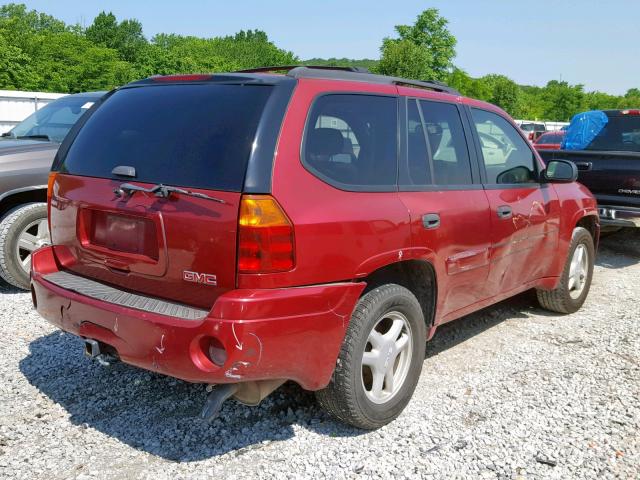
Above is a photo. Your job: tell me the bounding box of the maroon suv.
[31,66,599,429]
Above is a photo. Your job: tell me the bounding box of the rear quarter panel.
[239,79,413,289]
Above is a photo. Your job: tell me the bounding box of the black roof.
[130,66,460,95]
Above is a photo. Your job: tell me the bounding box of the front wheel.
[316,284,426,429]
[536,226,595,314]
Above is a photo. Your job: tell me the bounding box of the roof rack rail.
[237,65,370,74]
[285,66,460,95]
[234,66,460,95]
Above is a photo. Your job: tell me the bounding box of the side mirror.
[543,159,578,183]
[496,166,534,184]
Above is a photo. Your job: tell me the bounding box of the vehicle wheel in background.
[0,203,49,290]
[536,226,595,314]
[316,284,426,429]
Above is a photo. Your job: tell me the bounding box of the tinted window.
[419,100,472,185]
[586,115,640,152]
[304,94,397,189]
[406,99,431,184]
[536,133,564,145]
[471,108,537,184]
[59,84,272,191]
[9,95,98,143]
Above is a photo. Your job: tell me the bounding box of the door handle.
[422,213,440,229]
[574,161,592,171]
[496,205,513,219]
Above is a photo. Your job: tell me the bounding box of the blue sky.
[19,0,638,95]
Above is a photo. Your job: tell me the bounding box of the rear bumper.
[30,246,365,390]
[598,205,640,228]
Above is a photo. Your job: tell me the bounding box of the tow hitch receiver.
[200,384,239,422]
[83,339,118,366]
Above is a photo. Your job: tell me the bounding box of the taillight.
[47,172,57,204]
[238,195,294,273]
[621,109,640,115]
[46,172,57,232]
[528,132,534,141]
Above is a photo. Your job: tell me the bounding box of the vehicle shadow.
[425,290,537,358]
[0,277,24,294]
[596,228,640,269]
[19,331,364,461]
[20,292,545,460]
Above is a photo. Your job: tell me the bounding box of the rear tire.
[0,203,49,290]
[536,226,594,314]
[316,284,426,429]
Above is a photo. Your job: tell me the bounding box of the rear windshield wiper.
[16,134,51,141]
[114,182,226,204]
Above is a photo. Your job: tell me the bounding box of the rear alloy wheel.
[316,284,426,429]
[0,203,49,290]
[536,226,594,314]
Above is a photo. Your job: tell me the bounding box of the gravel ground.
[0,229,638,480]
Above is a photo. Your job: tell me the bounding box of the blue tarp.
[561,110,608,150]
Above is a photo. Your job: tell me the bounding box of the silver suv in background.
[0,91,105,289]
[519,122,547,141]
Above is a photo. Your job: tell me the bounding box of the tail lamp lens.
[47,172,57,204]
[238,195,294,273]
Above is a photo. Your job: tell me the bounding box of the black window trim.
[464,105,544,190]
[398,96,482,192]
[300,91,400,193]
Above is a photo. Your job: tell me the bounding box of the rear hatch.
[49,81,278,309]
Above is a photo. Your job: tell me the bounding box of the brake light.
[528,132,534,140]
[238,195,294,273]
[151,74,213,82]
[621,109,640,115]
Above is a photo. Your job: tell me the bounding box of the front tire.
[316,284,426,429]
[0,203,49,290]
[536,226,595,314]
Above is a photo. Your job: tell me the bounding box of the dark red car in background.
[534,130,566,151]
[31,66,599,429]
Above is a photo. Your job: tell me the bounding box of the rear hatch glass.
[50,83,274,309]
[58,84,273,190]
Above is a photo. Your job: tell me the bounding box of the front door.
[467,107,560,297]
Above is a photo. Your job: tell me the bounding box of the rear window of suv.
[58,84,273,191]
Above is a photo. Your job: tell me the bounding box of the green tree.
[85,11,147,63]
[0,34,40,89]
[377,39,433,80]
[541,80,585,121]
[377,8,456,81]
[482,74,520,115]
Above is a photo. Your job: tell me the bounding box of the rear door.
[50,82,279,309]
[398,98,492,319]
[467,107,560,296]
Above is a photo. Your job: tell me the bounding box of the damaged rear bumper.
[30,246,365,390]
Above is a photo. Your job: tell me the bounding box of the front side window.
[303,94,398,189]
[471,108,537,185]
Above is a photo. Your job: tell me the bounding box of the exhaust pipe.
[83,339,118,366]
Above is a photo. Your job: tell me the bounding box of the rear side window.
[586,115,640,151]
[419,100,473,185]
[303,94,398,190]
[59,84,273,191]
